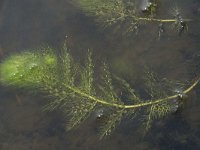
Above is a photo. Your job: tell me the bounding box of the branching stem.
[125,13,192,23]
[114,12,192,23]
[64,77,200,109]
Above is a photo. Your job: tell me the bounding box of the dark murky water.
[0,0,200,149]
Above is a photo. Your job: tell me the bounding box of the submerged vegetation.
[0,0,199,140]
[0,44,199,139]
[72,0,191,36]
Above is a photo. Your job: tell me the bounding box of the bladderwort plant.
[0,43,199,139]
[72,0,191,37]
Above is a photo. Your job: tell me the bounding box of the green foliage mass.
[0,47,56,87]
[0,44,199,139]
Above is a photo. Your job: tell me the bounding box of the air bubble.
[140,0,152,13]
[173,87,187,100]
[170,99,179,112]
[28,63,38,70]
[12,73,16,76]
[174,87,183,95]
[95,108,104,119]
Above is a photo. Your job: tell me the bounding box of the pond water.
[0,0,200,150]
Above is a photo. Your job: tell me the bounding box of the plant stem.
[116,13,192,23]
[137,17,192,23]
[63,77,200,109]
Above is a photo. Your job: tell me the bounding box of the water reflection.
[0,0,200,150]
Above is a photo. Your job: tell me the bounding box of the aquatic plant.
[72,0,191,36]
[0,44,199,139]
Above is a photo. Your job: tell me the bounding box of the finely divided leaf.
[80,50,94,94]
[66,97,96,130]
[114,75,141,104]
[98,108,125,139]
[99,63,121,103]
